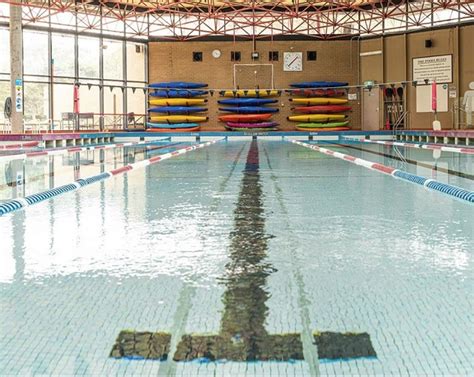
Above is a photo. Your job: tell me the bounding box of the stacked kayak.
[147,82,208,132]
[288,81,351,131]
[218,94,280,131]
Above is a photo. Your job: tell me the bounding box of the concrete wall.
[360,24,474,130]
[149,40,360,131]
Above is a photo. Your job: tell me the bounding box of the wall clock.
[283,52,303,72]
[212,49,221,58]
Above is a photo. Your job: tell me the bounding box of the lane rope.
[0,139,222,217]
[291,140,474,204]
[0,138,170,162]
[342,137,474,155]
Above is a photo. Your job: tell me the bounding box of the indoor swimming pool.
[0,139,472,376]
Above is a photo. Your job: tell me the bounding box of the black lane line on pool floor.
[337,143,474,181]
[173,139,304,362]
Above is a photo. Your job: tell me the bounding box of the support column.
[9,1,23,133]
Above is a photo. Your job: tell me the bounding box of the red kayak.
[219,113,273,122]
[293,105,352,114]
[226,121,278,128]
[289,89,346,97]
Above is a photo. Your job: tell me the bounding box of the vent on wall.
[269,51,279,61]
[307,51,317,61]
[425,39,433,48]
[193,52,203,62]
[231,51,241,62]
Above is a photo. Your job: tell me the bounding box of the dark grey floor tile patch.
[313,331,377,360]
[173,333,304,362]
[110,330,171,360]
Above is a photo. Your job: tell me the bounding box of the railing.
[0,113,146,133]
[453,97,474,130]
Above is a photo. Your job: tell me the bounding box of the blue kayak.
[290,81,348,88]
[219,106,279,114]
[149,90,208,98]
[149,82,208,89]
[147,122,199,129]
[218,98,278,106]
[148,106,207,114]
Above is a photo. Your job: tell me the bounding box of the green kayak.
[296,121,349,128]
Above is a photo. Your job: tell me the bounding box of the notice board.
[413,55,453,84]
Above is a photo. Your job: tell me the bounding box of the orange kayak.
[296,126,350,132]
[147,126,200,132]
[219,113,273,122]
[293,105,352,114]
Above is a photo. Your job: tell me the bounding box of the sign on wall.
[412,55,452,84]
[15,78,23,112]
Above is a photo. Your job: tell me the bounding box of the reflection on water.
[174,140,304,362]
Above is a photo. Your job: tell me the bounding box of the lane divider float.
[0,138,170,162]
[291,140,474,204]
[0,141,39,150]
[342,137,474,155]
[0,139,222,217]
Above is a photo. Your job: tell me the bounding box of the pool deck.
[0,129,473,146]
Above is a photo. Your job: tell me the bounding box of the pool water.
[0,139,472,376]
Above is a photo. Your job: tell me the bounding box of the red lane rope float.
[291,140,474,203]
[0,139,170,162]
[346,138,474,155]
[0,139,222,217]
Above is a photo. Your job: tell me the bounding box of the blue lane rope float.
[0,139,222,217]
[291,140,474,204]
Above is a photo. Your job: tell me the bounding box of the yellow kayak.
[149,115,208,123]
[287,114,346,122]
[149,98,207,106]
[290,98,348,105]
[220,90,281,98]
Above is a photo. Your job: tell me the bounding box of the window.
[0,28,9,74]
[52,84,74,126]
[307,51,317,61]
[231,51,241,62]
[52,33,75,77]
[127,43,146,82]
[269,51,279,62]
[193,52,203,62]
[24,83,49,124]
[24,31,48,76]
[103,39,123,80]
[79,36,100,78]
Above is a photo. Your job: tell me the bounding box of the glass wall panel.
[0,81,9,130]
[78,36,100,78]
[103,39,123,80]
[52,84,74,128]
[23,30,48,76]
[0,28,9,74]
[104,86,123,128]
[126,43,146,82]
[52,33,75,77]
[127,88,145,115]
[79,85,100,113]
[24,83,49,130]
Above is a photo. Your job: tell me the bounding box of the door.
[362,88,380,130]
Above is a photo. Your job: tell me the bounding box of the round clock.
[212,49,221,59]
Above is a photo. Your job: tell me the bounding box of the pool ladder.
[392,111,408,167]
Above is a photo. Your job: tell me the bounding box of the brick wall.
[149,40,360,131]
